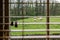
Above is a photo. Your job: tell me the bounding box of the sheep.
[38,16,43,20]
[34,16,43,22]
[34,17,37,21]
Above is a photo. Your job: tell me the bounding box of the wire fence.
[1,0,60,40]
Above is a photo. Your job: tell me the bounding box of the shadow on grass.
[52,33,60,35]
[11,17,28,21]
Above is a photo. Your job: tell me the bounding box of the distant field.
[10,17,60,36]
[17,17,60,22]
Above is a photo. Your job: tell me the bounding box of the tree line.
[10,0,60,16]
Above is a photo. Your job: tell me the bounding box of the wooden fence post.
[4,0,9,40]
[47,0,50,40]
[0,0,3,40]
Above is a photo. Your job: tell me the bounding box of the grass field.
[10,17,60,36]
[12,17,60,22]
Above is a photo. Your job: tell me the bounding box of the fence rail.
[10,35,60,39]
[0,29,60,32]
[1,16,60,18]
[1,22,60,24]
[10,29,60,32]
[1,35,60,39]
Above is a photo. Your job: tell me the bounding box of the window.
[0,0,60,40]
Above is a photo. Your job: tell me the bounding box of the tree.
[10,0,60,17]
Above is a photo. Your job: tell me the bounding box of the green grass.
[17,17,60,22]
[11,24,46,29]
[11,24,60,29]
[10,17,60,36]
[50,17,60,22]
[11,31,60,36]
[11,32,47,36]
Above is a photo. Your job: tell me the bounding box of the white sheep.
[38,16,43,20]
[34,17,37,21]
